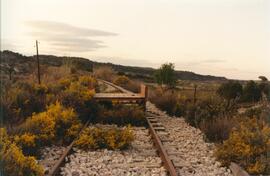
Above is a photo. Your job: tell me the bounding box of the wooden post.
[140,84,148,110]
[36,40,41,84]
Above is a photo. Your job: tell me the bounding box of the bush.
[18,102,82,149]
[1,82,48,124]
[149,88,189,116]
[58,76,97,121]
[244,107,263,118]
[97,105,146,126]
[241,81,261,102]
[1,74,97,124]
[215,118,270,175]
[74,126,134,150]
[0,128,44,176]
[154,63,177,89]
[21,110,56,145]
[113,75,130,85]
[184,97,238,142]
[185,98,226,127]
[14,133,37,156]
[199,117,236,142]
[78,75,97,89]
[217,81,242,102]
[46,102,82,142]
[94,66,116,82]
[113,75,140,93]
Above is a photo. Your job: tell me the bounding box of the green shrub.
[241,81,261,102]
[74,126,134,150]
[215,118,270,175]
[97,105,146,126]
[186,97,229,126]
[184,97,238,142]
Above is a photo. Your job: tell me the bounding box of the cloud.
[26,21,117,52]
[185,59,226,66]
[201,59,226,63]
[92,56,156,68]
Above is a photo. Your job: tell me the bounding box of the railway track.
[41,80,232,176]
[146,102,232,176]
[40,80,167,176]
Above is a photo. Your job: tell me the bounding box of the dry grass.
[199,116,236,142]
[93,66,116,82]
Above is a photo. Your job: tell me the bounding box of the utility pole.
[36,40,41,84]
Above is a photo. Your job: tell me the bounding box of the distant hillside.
[0,50,227,81]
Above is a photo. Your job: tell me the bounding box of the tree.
[258,76,270,101]
[217,81,242,108]
[242,81,261,102]
[258,76,268,82]
[154,63,177,90]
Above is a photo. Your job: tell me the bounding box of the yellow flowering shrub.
[66,123,83,142]
[74,126,134,150]
[78,75,97,89]
[20,102,82,146]
[45,102,81,142]
[22,111,56,144]
[66,82,95,101]
[14,133,37,155]
[59,77,72,89]
[104,125,134,150]
[74,130,98,150]
[113,75,130,86]
[0,128,44,176]
[116,125,134,149]
[215,118,270,175]
[60,78,96,121]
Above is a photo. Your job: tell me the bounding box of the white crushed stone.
[60,125,167,176]
[147,101,232,176]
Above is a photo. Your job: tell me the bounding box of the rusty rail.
[47,121,90,176]
[146,118,178,176]
[97,79,132,94]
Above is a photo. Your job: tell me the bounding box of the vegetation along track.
[42,80,232,176]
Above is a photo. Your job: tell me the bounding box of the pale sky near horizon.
[1,0,270,80]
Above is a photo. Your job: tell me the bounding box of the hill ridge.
[1,50,227,81]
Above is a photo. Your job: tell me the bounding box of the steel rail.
[146,118,178,176]
[47,121,90,176]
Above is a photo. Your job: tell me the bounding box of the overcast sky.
[1,0,270,80]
